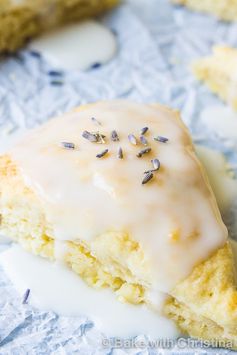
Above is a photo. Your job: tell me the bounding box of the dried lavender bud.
[96,149,109,158]
[144,158,161,173]
[154,136,169,143]
[23,289,30,304]
[137,147,151,158]
[151,158,160,171]
[140,135,148,146]
[48,70,63,76]
[91,117,101,126]
[96,133,106,144]
[140,127,149,135]
[142,171,154,185]
[50,80,64,86]
[82,131,105,143]
[117,147,123,159]
[91,62,101,69]
[29,50,41,58]
[111,130,119,142]
[128,134,137,145]
[60,142,75,150]
[82,130,98,142]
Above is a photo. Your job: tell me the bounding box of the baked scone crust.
[0,0,119,52]
[171,0,237,21]
[0,153,236,347]
[165,242,237,347]
[192,46,237,111]
[0,154,148,304]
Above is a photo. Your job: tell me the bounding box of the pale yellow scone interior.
[192,46,237,111]
[171,0,237,21]
[0,100,236,347]
[0,0,119,52]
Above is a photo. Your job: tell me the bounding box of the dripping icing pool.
[0,245,180,339]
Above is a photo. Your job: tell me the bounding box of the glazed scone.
[0,0,119,52]
[171,0,237,21]
[165,242,237,347]
[0,100,235,347]
[192,46,237,111]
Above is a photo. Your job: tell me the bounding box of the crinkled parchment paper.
[0,1,237,353]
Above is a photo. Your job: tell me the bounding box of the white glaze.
[29,21,117,70]
[1,129,235,215]
[0,128,28,154]
[9,101,227,293]
[200,105,237,141]
[196,145,237,212]
[54,240,68,262]
[0,244,180,339]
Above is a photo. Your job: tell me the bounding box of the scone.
[171,0,237,21]
[0,100,236,347]
[192,46,237,111]
[0,0,119,52]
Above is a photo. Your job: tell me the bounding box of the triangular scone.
[171,0,237,21]
[165,242,237,348]
[0,101,234,348]
[192,46,237,110]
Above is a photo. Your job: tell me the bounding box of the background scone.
[1,100,236,347]
[0,0,119,52]
[192,46,237,111]
[171,0,237,21]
